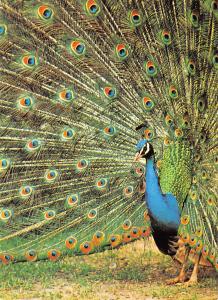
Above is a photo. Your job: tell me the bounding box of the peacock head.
[134,139,154,163]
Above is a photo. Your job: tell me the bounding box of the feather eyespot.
[80,241,93,254]
[143,96,155,111]
[163,137,171,146]
[192,175,197,184]
[130,227,141,238]
[209,248,216,262]
[18,96,33,110]
[110,234,121,247]
[189,189,198,201]
[103,86,117,99]
[59,89,75,104]
[92,231,105,246]
[22,55,38,67]
[156,160,162,169]
[189,235,197,247]
[25,139,41,152]
[85,0,100,17]
[25,250,37,262]
[115,44,129,60]
[174,128,183,138]
[96,178,108,190]
[145,60,158,77]
[201,170,208,180]
[169,85,178,99]
[123,233,132,243]
[44,210,56,220]
[122,219,132,230]
[135,165,145,176]
[196,240,203,252]
[190,11,199,27]
[212,53,218,68]
[123,186,133,197]
[0,24,7,37]
[211,0,218,11]
[141,227,151,238]
[0,158,10,173]
[103,126,116,137]
[195,227,203,237]
[165,114,173,126]
[144,128,154,141]
[62,128,75,141]
[19,185,33,198]
[48,249,61,261]
[45,169,59,182]
[76,159,89,173]
[186,59,196,75]
[129,9,142,27]
[38,5,53,20]
[66,193,79,207]
[161,30,171,45]
[65,237,77,249]
[0,208,12,222]
[88,209,97,219]
[181,232,190,244]
[202,245,209,257]
[0,254,14,265]
[196,96,207,113]
[207,195,215,206]
[71,40,86,57]
[181,215,190,225]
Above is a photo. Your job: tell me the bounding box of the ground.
[0,240,217,300]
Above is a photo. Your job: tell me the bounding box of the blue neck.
[145,157,180,229]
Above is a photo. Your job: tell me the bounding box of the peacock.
[0,0,217,285]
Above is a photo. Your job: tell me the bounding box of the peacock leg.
[184,252,201,286]
[166,247,190,284]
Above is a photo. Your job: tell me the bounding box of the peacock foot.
[166,273,186,285]
[183,277,198,286]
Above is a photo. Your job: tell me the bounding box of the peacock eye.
[115,44,129,60]
[145,61,158,77]
[103,86,117,99]
[186,59,196,75]
[190,11,199,27]
[124,186,133,197]
[48,249,61,261]
[169,85,178,99]
[22,55,38,68]
[88,209,97,219]
[122,219,132,230]
[71,40,86,57]
[38,5,54,20]
[212,1,218,11]
[0,208,12,221]
[45,169,59,182]
[66,193,79,207]
[62,128,75,141]
[143,96,155,111]
[65,236,77,249]
[129,9,142,27]
[80,241,92,254]
[0,158,10,172]
[85,0,100,17]
[0,25,6,36]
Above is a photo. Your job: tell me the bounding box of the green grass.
[0,240,217,300]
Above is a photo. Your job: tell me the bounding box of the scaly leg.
[166,247,190,285]
[184,252,201,286]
